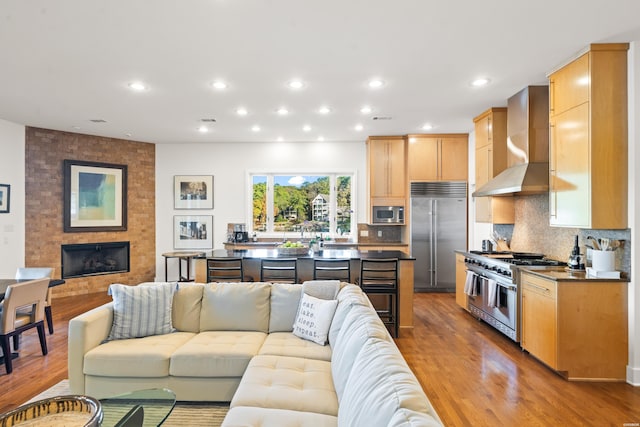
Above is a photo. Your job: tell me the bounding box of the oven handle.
[466,265,516,292]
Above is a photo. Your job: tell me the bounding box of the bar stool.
[206,258,244,282]
[260,258,298,283]
[313,259,351,282]
[359,258,399,337]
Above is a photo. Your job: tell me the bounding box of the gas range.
[463,251,565,342]
[465,251,565,283]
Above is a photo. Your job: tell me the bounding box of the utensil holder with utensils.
[591,250,615,272]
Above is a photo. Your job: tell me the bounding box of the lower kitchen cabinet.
[520,271,628,381]
[455,253,468,309]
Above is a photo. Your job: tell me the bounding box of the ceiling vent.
[201,118,217,122]
[89,119,107,123]
[372,116,392,121]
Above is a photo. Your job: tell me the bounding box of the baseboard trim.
[627,365,640,386]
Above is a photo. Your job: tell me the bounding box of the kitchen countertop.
[520,267,629,282]
[224,241,407,247]
[197,248,415,260]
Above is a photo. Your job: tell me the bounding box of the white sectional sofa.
[68,281,442,426]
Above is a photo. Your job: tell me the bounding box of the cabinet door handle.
[525,282,551,293]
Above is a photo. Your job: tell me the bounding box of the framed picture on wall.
[174,175,214,209]
[0,184,10,213]
[174,215,213,249]
[63,160,128,232]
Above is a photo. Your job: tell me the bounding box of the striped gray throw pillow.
[107,282,176,340]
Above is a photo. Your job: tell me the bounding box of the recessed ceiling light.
[422,123,433,131]
[212,80,228,90]
[368,79,385,89]
[128,81,147,91]
[251,125,261,132]
[471,77,491,87]
[277,136,284,142]
[318,136,325,141]
[236,107,248,116]
[360,106,372,114]
[354,124,364,131]
[303,125,312,132]
[72,126,81,130]
[198,126,209,133]
[318,106,331,115]
[277,107,289,115]
[124,132,132,137]
[287,79,305,90]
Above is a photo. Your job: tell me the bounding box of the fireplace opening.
[61,241,130,279]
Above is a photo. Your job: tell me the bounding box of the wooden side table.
[162,251,204,282]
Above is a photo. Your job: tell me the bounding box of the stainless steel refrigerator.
[411,181,467,292]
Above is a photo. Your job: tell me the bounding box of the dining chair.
[0,278,50,374]
[359,258,399,338]
[15,267,54,334]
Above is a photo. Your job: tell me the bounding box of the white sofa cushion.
[172,283,204,332]
[222,406,337,427]
[328,284,370,347]
[293,293,338,345]
[268,283,302,332]
[231,355,338,416]
[84,332,195,377]
[388,408,443,427]
[338,338,442,427]
[258,332,332,361]
[200,282,271,332]
[107,282,175,340]
[331,304,390,400]
[169,331,266,377]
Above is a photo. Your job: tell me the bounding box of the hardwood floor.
[1,292,639,426]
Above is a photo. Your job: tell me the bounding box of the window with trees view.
[251,173,354,238]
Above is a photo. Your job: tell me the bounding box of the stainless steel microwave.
[372,206,404,224]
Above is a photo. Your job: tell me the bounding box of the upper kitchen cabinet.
[367,136,407,207]
[548,43,628,229]
[407,134,468,181]
[473,108,514,224]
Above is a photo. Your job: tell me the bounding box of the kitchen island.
[194,249,415,330]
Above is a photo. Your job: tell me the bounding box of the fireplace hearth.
[61,241,130,279]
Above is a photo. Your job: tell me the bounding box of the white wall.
[627,40,640,385]
[0,119,25,277]
[155,140,367,280]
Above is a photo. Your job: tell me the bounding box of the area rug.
[26,380,229,427]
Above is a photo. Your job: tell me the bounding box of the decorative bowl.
[276,246,309,256]
[0,395,103,427]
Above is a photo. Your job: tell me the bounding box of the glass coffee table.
[99,388,176,427]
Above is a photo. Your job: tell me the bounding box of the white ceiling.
[2,1,640,144]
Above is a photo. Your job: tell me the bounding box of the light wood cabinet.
[548,43,628,229]
[520,271,628,381]
[367,137,407,212]
[408,134,468,182]
[473,108,514,224]
[455,253,468,309]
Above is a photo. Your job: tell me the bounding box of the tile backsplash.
[493,194,631,277]
[357,223,402,244]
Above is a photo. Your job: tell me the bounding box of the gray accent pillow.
[107,282,175,340]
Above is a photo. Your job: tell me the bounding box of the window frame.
[246,170,356,239]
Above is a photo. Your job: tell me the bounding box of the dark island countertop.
[196,248,414,261]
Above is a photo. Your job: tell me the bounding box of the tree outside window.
[251,174,353,238]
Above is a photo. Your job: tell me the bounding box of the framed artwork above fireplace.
[63,160,128,232]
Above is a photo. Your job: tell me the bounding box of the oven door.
[490,282,517,331]
[464,269,483,310]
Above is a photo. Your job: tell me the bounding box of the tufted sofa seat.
[68,282,442,426]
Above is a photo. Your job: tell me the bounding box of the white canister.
[591,250,615,272]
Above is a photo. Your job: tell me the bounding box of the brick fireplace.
[61,241,130,279]
[25,127,156,297]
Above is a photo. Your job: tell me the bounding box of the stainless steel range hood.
[473,86,549,198]
[473,162,548,196]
